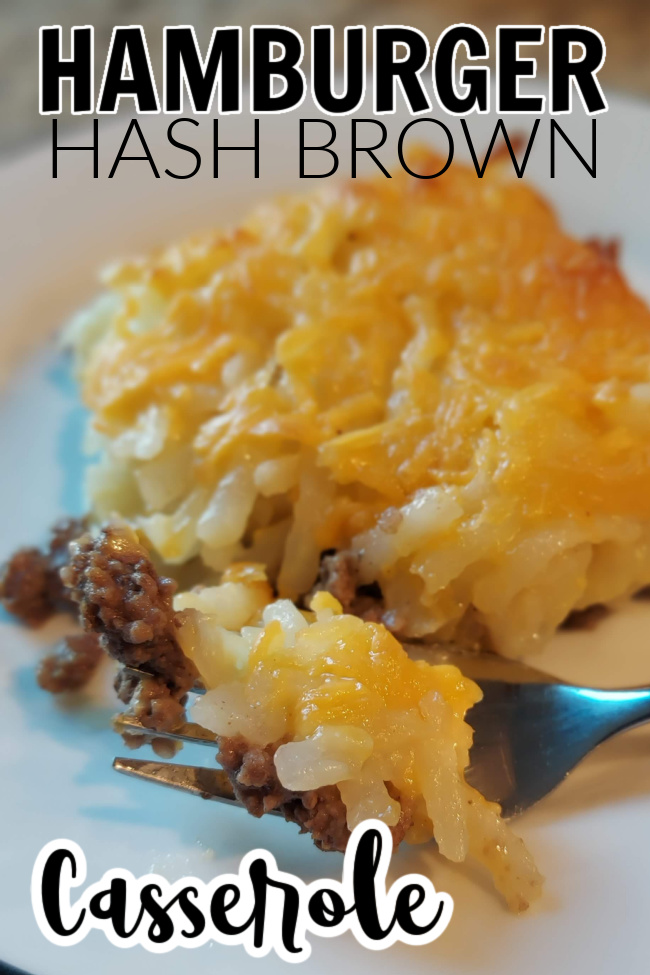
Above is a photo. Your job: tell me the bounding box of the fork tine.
[113,757,234,802]
[114,713,218,746]
[112,757,284,816]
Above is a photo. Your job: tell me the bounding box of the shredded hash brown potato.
[175,577,542,912]
[66,150,650,656]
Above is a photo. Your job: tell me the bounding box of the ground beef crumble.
[217,735,413,853]
[311,549,385,622]
[60,525,200,731]
[0,517,87,625]
[37,633,103,693]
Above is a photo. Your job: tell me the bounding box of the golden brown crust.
[585,236,620,264]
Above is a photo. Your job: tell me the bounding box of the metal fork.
[113,647,650,819]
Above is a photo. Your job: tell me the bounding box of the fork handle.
[572,686,650,740]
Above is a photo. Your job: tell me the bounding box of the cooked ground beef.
[58,527,413,852]
[217,735,413,853]
[0,517,88,625]
[113,669,188,732]
[37,633,103,693]
[39,524,413,851]
[311,549,385,622]
[60,525,199,731]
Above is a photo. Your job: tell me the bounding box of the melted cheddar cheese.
[81,155,650,524]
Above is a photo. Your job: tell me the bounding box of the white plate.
[2,95,650,975]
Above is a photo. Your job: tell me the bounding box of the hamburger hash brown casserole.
[4,148,650,912]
